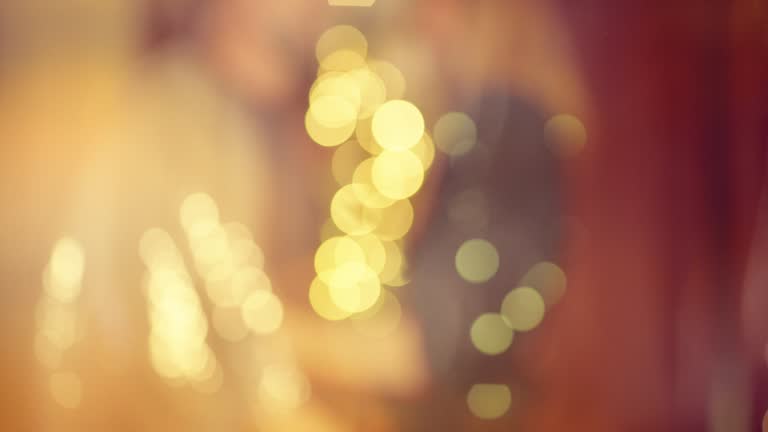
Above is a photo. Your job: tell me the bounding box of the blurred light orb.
[545,114,587,157]
[434,112,477,156]
[331,185,383,235]
[356,117,383,155]
[500,287,546,331]
[352,158,397,208]
[368,59,406,100]
[374,199,415,241]
[327,261,381,313]
[305,108,357,147]
[180,193,220,236]
[46,237,85,301]
[351,234,387,275]
[378,240,405,285]
[49,372,82,409]
[315,236,366,278]
[455,239,500,283]
[519,261,567,306]
[309,275,352,321]
[316,25,368,69]
[241,290,284,334]
[371,150,424,200]
[328,0,376,6]
[371,100,425,151]
[466,384,512,419]
[410,132,436,170]
[349,68,387,119]
[258,364,311,411]
[470,313,514,355]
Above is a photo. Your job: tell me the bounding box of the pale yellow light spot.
[310,95,359,129]
[349,67,387,119]
[139,228,185,272]
[46,237,85,302]
[470,313,514,355]
[330,185,382,235]
[258,364,311,411]
[356,116,383,155]
[500,287,545,332]
[180,193,220,238]
[36,299,79,349]
[372,100,425,151]
[328,0,376,6]
[374,199,415,241]
[212,306,249,342]
[50,372,82,409]
[434,112,477,156]
[316,26,367,69]
[371,150,424,200]
[378,241,405,285]
[352,158,396,208]
[467,384,512,419]
[350,234,386,275]
[319,50,367,73]
[314,236,366,278]
[332,140,368,186]
[327,261,381,313]
[351,289,402,338]
[206,265,269,307]
[519,262,567,306]
[410,132,436,171]
[309,275,352,321]
[455,239,499,283]
[305,108,356,147]
[368,59,406,100]
[242,290,283,334]
[545,114,587,157]
[309,72,361,128]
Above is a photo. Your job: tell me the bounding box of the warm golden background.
[0,0,767,431]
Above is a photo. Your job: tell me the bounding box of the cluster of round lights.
[306,25,431,327]
[139,192,288,395]
[35,237,86,409]
[465,258,567,419]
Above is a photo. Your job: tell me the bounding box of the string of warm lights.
[306,25,432,327]
[35,237,86,409]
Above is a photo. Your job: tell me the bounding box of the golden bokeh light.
[241,290,284,335]
[330,185,383,235]
[466,384,512,419]
[314,236,366,278]
[49,372,82,409]
[315,25,368,70]
[455,239,500,283]
[179,192,220,239]
[378,240,405,286]
[368,59,406,101]
[257,364,311,412]
[373,199,415,241]
[470,313,514,355]
[372,100,425,151]
[305,107,357,147]
[45,237,85,302]
[351,158,397,208]
[500,287,545,332]
[350,234,387,275]
[371,150,425,200]
[327,261,382,313]
[545,113,587,157]
[349,67,387,119]
[410,132,436,171]
[433,112,477,156]
[355,116,382,155]
[309,275,352,321]
[519,261,567,306]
